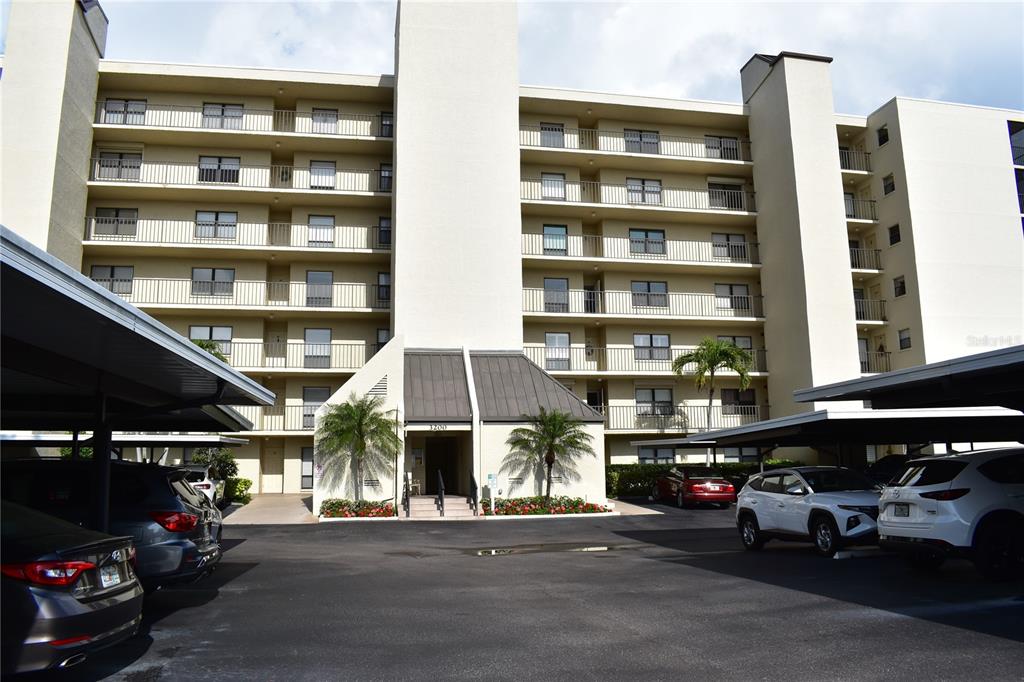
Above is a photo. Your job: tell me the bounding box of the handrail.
[469,474,479,516]
[521,177,756,213]
[838,149,872,172]
[599,404,764,431]
[522,288,764,318]
[844,198,878,221]
[92,278,390,310]
[519,124,752,161]
[524,346,768,374]
[522,233,760,264]
[436,470,445,517]
[401,480,410,518]
[849,247,882,270]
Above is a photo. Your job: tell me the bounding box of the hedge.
[607,460,803,498]
[320,499,395,518]
[480,496,609,515]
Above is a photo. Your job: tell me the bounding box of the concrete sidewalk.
[222,493,317,525]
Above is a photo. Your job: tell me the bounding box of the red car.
[652,467,736,508]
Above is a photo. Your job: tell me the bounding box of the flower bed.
[480,496,609,516]
[319,499,395,518]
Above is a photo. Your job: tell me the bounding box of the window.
[638,446,674,464]
[93,208,138,237]
[543,225,568,255]
[541,173,566,201]
[624,129,660,154]
[377,272,391,302]
[303,387,331,429]
[636,388,673,416]
[202,103,243,130]
[721,388,756,415]
[876,125,890,146]
[721,447,759,463]
[893,275,907,298]
[759,475,784,494]
[631,281,668,307]
[377,216,392,247]
[304,328,331,368]
[543,277,569,313]
[198,156,240,184]
[712,233,748,260]
[308,215,335,248]
[977,453,1024,484]
[311,108,338,134]
[715,283,750,311]
[190,325,232,355]
[540,122,565,148]
[626,177,662,204]
[898,328,912,350]
[888,224,901,245]
[633,333,670,361]
[96,152,141,181]
[103,99,146,125]
[378,163,393,192]
[705,135,739,160]
[191,267,235,296]
[306,271,332,306]
[844,192,857,219]
[376,328,391,353]
[628,228,665,255]
[717,335,753,350]
[195,211,237,240]
[309,161,336,190]
[883,174,896,195]
[90,265,134,294]
[301,447,315,489]
[379,111,394,138]
[544,332,570,371]
[708,182,744,210]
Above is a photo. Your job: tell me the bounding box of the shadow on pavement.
[302,495,313,514]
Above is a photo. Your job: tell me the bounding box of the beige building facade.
[2,1,1022,498]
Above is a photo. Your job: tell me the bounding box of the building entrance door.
[424,437,459,495]
[261,447,284,493]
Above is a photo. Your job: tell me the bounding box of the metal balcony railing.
[230,405,323,431]
[839,149,872,172]
[599,404,764,431]
[92,278,390,310]
[84,218,392,250]
[524,346,768,374]
[845,198,878,221]
[519,125,752,162]
[95,101,393,137]
[854,298,887,322]
[227,342,379,371]
[522,233,759,265]
[860,351,891,374]
[88,158,393,193]
[521,178,756,213]
[523,288,764,318]
[849,248,882,270]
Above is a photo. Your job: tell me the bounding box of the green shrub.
[190,447,238,480]
[59,446,93,460]
[320,499,395,518]
[480,496,609,515]
[606,460,803,498]
[225,477,253,504]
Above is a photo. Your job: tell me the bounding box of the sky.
[1,0,1021,115]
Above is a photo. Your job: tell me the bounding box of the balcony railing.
[523,289,764,318]
[845,198,877,221]
[854,298,887,322]
[95,102,393,137]
[521,178,756,213]
[93,278,390,310]
[231,405,321,431]
[860,351,891,374]
[227,342,378,371]
[85,218,392,251]
[525,346,768,374]
[88,158,393,193]
[839,149,872,172]
[849,248,882,270]
[519,125,752,162]
[522,234,759,265]
[600,404,764,432]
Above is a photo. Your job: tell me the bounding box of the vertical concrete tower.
[1,0,108,268]
[741,53,862,417]
[391,0,524,349]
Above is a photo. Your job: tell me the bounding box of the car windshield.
[801,469,877,492]
[687,468,723,479]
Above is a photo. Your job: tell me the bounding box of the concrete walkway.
[222,493,318,525]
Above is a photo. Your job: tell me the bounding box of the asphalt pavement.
[29,502,1024,681]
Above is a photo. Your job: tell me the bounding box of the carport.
[0,226,274,530]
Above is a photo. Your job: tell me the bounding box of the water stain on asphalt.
[467,543,642,557]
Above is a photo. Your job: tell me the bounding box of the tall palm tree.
[316,394,400,500]
[672,337,752,463]
[503,408,597,503]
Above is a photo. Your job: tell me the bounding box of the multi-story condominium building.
[2,0,1021,502]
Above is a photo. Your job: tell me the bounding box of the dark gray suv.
[2,460,221,589]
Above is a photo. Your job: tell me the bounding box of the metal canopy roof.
[404,351,472,423]
[1,226,274,432]
[793,345,1024,411]
[471,352,605,423]
[0,432,248,447]
[631,408,1024,449]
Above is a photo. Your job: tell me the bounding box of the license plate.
[100,564,121,588]
[893,503,910,517]
[709,485,720,491]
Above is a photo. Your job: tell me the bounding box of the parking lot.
[40,503,1024,681]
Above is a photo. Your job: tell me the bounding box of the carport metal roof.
[0,432,249,447]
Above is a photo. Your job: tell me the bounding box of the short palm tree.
[191,338,227,362]
[316,394,400,500]
[503,408,597,503]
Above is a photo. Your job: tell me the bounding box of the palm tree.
[191,338,227,362]
[503,408,597,503]
[672,337,752,463]
[316,394,400,500]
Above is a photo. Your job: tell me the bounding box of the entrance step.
[406,495,478,519]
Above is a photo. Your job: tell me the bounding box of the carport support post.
[91,394,112,532]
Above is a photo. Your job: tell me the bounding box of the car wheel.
[650,485,659,502]
[904,552,944,572]
[739,514,765,551]
[811,515,840,558]
[973,516,1024,581]
[676,491,685,508]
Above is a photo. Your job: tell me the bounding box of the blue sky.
[2,1,1021,115]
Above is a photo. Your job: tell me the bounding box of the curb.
[319,516,399,523]
[482,511,620,520]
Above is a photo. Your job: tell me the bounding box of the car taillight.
[920,488,970,501]
[0,560,96,586]
[689,483,704,491]
[149,511,199,532]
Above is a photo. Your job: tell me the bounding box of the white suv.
[736,467,881,557]
[878,447,1024,579]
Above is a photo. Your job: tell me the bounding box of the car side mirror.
[785,484,807,496]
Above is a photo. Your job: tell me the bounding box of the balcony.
[600,404,764,432]
[845,198,878,222]
[524,346,768,375]
[231,405,318,432]
[522,234,759,267]
[839,149,872,172]
[94,278,390,312]
[849,247,882,270]
[523,289,764,320]
[85,218,391,252]
[226,342,378,372]
[854,298,887,322]
[860,351,891,374]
